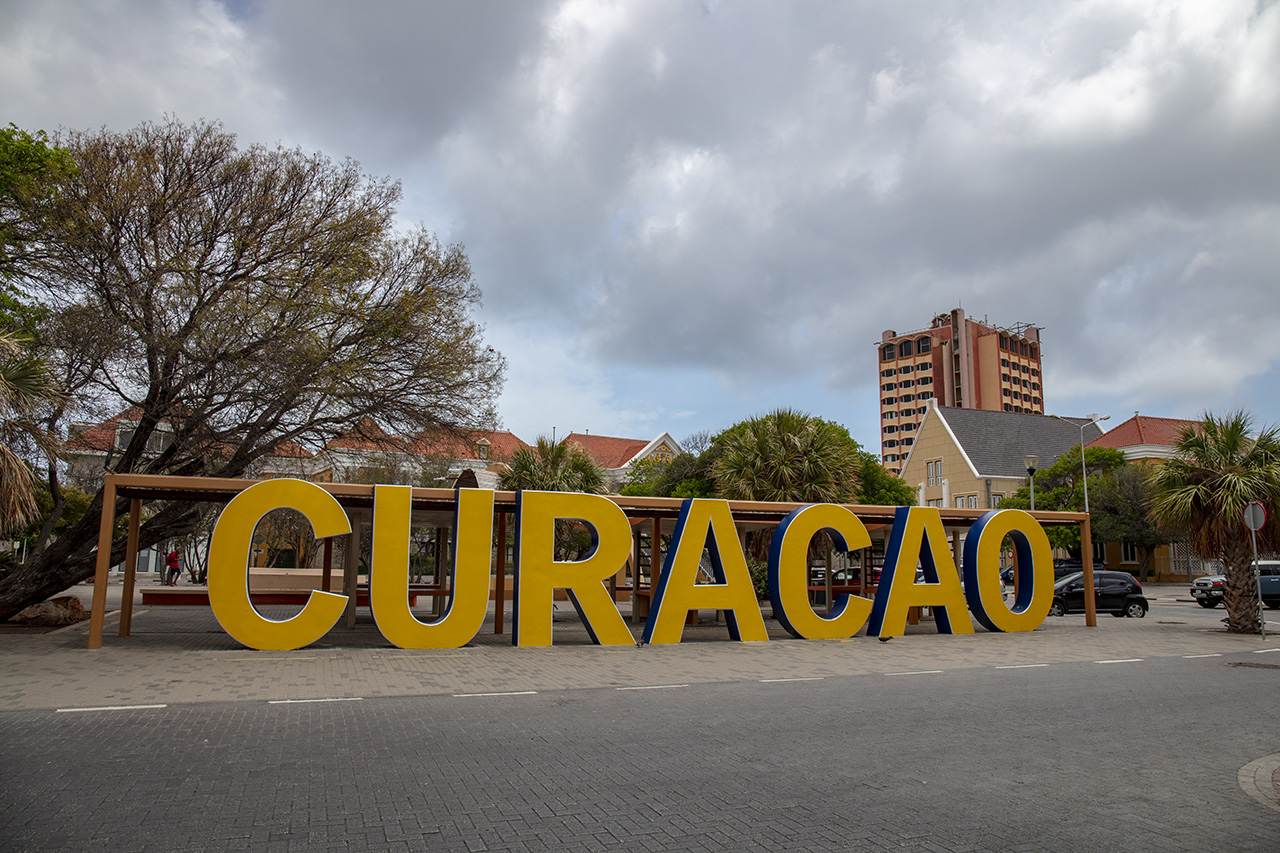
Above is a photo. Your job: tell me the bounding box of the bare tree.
[0,118,505,619]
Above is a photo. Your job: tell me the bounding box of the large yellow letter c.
[208,478,351,650]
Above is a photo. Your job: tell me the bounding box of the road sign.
[1244,501,1267,532]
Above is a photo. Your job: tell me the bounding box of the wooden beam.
[87,474,118,650]
[118,498,142,636]
[343,515,360,629]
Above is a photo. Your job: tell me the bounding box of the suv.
[1049,570,1148,618]
[1189,574,1225,608]
[1194,561,1280,609]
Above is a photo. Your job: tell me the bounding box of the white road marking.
[56,704,168,713]
[267,697,363,704]
[1095,658,1143,664]
[616,684,688,691]
[996,664,1050,669]
[453,691,537,697]
[1183,654,1222,658]
[1252,648,1280,654]
[886,670,944,676]
[760,677,824,683]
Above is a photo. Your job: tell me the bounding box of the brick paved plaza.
[2,584,1278,851]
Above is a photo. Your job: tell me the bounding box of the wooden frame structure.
[86,473,1099,649]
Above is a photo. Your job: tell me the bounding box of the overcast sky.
[3,0,1278,455]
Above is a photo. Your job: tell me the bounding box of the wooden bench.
[140,584,449,607]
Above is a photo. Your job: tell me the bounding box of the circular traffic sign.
[1243,501,1267,532]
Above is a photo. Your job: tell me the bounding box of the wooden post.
[495,511,507,634]
[631,524,642,624]
[650,517,661,590]
[87,474,118,650]
[1082,514,1098,628]
[118,498,142,636]
[343,514,359,628]
[824,541,833,615]
[321,537,333,592]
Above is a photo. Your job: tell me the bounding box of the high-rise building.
[876,308,1043,475]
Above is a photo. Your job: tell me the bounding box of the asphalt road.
[2,594,1278,852]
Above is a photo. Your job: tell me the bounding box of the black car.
[1049,570,1148,618]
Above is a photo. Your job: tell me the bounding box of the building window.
[916,376,932,386]
[1121,542,1139,563]
[928,498,943,507]
[1093,541,1106,563]
[476,439,490,460]
[899,379,915,388]
[1020,364,1029,373]
[116,425,136,450]
[901,421,916,431]
[881,368,895,377]
[882,411,897,420]
[918,391,933,400]
[899,340,914,357]
[926,460,940,485]
[1019,341,1028,356]
[1031,382,1039,391]
[916,362,931,372]
[883,425,897,434]
[883,397,896,405]
[898,366,913,375]
[884,439,899,448]
[1029,345,1038,359]
[968,495,978,509]
[1014,406,1023,413]
[898,394,914,403]
[999,334,1009,349]
[916,406,927,415]
[1002,389,1011,397]
[902,437,914,446]
[1000,358,1009,367]
[882,382,896,391]
[1030,368,1039,377]
[989,493,1003,508]
[1032,397,1040,406]
[1003,403,1012,412]
[915,337,931,354]
[882,344,895,361]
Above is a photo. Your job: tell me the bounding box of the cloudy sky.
[3,0,1279,455]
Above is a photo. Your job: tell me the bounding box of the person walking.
[165,549,181,586]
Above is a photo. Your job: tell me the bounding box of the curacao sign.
[207,479,1054,651]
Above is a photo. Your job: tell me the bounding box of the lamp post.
[1024,455,1039,511]
[1049,413,1110,513]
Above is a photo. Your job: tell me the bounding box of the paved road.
[2,587,1278,851]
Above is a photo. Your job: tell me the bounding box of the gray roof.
[934,407,1104,479]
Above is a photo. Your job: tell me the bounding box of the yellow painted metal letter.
[866,506,974,638]
[370,485,493,649]
[768,504,873,639]
[208,479,349,651]
[962,510,1053,632]
[642,499,768,645]
[512,491,633,647]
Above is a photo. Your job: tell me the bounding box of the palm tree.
[1149,411,1280,634]
[712,408,858,504]
[499,435,608,559]
[1,332,60,534]
[499,435,607,494]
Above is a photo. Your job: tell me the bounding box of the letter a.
[642,499,768,645]
[866,506,974,638]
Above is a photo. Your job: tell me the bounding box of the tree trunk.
[0,492,203,621]
[1220,535,1261,634]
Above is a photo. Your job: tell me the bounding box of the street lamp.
[1024,455,1039,511]
[1050,413,1110,513]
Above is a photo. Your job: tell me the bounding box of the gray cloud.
[2,0,1278,443]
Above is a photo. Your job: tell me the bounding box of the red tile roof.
[1087,414,1201,450]
[409,429,529,461]
[325,418,406,452]
[66,407,146,453]
[562,433,649,469]
[268,441,313,459]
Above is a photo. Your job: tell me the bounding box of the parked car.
[1049,570,1148,618]
[1189,575,1225,608]
[1195,561,1280,609]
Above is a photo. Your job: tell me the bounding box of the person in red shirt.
[165,549,181,586]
